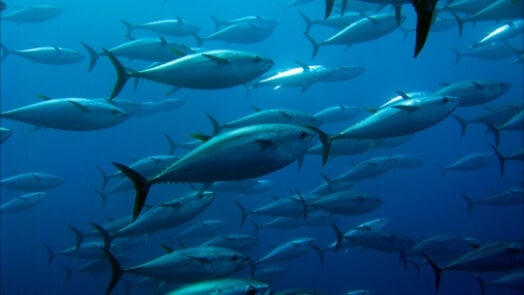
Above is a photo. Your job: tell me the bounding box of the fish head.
[495,81,512,95]
[104,104,130,122]
[239,53,274,76]
[198,191,216,202]
[242,282,273,295]
[268,125,320,161]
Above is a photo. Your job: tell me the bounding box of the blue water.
[1,0,523,294]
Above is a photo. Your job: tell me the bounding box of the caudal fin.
[120,19,135,40]
[80,41,99,73]
[161,132,176,155]
[67,224,85,251]
[424,254,444,292]
[309,244,325,266]
[44,243,55,265]
[490,144,506,176]
[103,49,130,100]
[460,193,474,217]
[331,223,344,252]
[451,115,468,138]
[96,165,111,190]
[450,48,462,66]
[304,32,321,59]
[0,43,9,62]
[297,10,312,33]
[234,200,249,227]
[60,264,73,285]
[95,189,109,208]
[112,162,151,221]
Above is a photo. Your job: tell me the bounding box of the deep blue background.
[1,0,523,294]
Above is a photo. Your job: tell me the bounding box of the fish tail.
[90,222,113,252]
[59,264,72,285]
[105,245,124,295]
[309,244,325,266]
[399,252,408,270]
[303,32,320,59]
[96,165,111,190]
[103,49,130,100]
[0,43,9,62]
[473,274,487,295]
[319,172,334,193]
[460,193,474,217]
[234,200,249,227]
[423,254,443,292]
[111,162,151,221]
[95,189,109,208]
[434,161,446,178]
[409,261,422,280]
[330,223,344,252]
[209,15,222,32]
[161,132,176,155]
[205,112,222,136]
[297,10,312,34]
[193,33,203,47]
[43,242,55,265]
[120,19,135,40]
[67,224,85,251]
[481,120,501,147]
[448,9,464,38]
[340,0,348,16]
[295,191,308,220]
[490,144,506,176]
[80,41,99,73]
[450,48,462,66]
[451,115,468,138]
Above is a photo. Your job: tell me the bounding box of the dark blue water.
[1,1,523,295]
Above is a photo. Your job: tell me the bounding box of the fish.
[0,192,47,214]
[473,19,524,48]
[256,237,324,265]
[210,15,279,31]
[0,97,129,131]
[207,108,322,134]
[166,278,272,295]
[324,0,439,57]
[0,172,63,192]
[120,18,200,40]
[113,190,216,238]
[331,156,396,183]
[306,12,406,58]
[275,289,328,295]
[261,211,339,230]
[461,189,524,216]
[432,80,511,107]
[425,240,524,292]
[333,95,460,139]
[0,5,62,23]
[113,124,330,220]
[198,22,276,45]
[451,0,524,37]
[103,243,253,295]
[209,179,275,195]
[0,127,11,143]
[406,235,480,263]
[451,42,516,65]
[81,38,193,72]
[328,218,390,251]
[308,136,411,158]
[475,270,524,295]
[137,98,185,116]
[1,44,84,65]
[104,49,273,99]
[299,10,365,33]
[451,103,523,137]
[200,233,258,252]
[313,105,363,124]
[309,190,383,215]
[176,219,225,240]
[345,291,371,295]
[436,152,497,177]
[492,145,524,176]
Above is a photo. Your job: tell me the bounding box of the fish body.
[439,152,496,176]
[166,278,272,295]
[2,45,83,64]
[313,105,362,124]
[433,80,511,107]
[310,190,383,215]
[474,19,524,47]
[115,191,215,237]
[219,108,322,130]
[176,219,225,240]
[1,172,63,192]
[1,97,129,131]
[200,234,258,251]
[106,49,273,98]
[210,179,275,194]
[121,18,200,39]
[202,22,276,44]
[0,192,46,214]
[334,95,460,139]
[1,5,62,23]
[256,237,321,264]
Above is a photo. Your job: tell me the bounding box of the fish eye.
[254,56,261,63]
[246,286,257,295]
[442,97,450,103]
[231,254,238,261]
[299,131,307,139]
